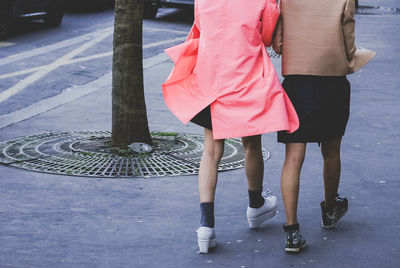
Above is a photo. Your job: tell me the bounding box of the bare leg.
[281,143,306,225]
[242,135,264,191]
[320,137,342,209]
[198,128,225,203]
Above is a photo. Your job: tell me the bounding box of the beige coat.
[273,0,376,76]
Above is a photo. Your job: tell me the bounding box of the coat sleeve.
[342,0,356,62]
[261,0,280,47]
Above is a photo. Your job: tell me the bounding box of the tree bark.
[112,0,152,147]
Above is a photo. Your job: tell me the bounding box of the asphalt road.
[0,2,399,267]
[0,6,193,116]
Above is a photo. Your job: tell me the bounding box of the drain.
[0,131,270,178]
[356,6,400,15]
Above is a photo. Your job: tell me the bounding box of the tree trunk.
[112,0,152,147]
[355,0,359,8]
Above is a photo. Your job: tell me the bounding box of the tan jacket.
[273,0,376,76]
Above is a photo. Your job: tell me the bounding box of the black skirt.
[190,105,213,130]
[278,75,351,143]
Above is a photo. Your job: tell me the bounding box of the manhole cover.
[356,6,400,15]
[0,131,270,178]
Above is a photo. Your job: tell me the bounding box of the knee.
[321,147,341,162]
[321,138,342,161]
[284,144,306,166]
[284,147,306,166]
[203,142,224,162]
[242,136,261,153]
[285,153,305,165]
[243,142,261,154]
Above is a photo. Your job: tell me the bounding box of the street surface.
[0,6,192,117]
[0,1,399,267]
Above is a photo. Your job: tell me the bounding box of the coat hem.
[212,125,294,140]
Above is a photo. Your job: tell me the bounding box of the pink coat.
[162,0,299,139]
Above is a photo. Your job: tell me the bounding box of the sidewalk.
[0,9,399,268]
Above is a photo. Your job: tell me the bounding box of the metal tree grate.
[0,131,270,178]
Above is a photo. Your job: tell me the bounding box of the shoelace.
[286,230,302,246]
[262,189,272,198]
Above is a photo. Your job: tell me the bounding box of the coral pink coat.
[162,0,299,139]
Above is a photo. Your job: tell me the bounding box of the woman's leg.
[197,128,224,253]
[198,128,225,202]
[320,137,342,209]
[281,143,306,225]
[241,135,264,191]
[243,135,277,228]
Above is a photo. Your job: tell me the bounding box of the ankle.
[323,194,340,211]
[200,202,215,228]
[283,223,300,232]
[248,189,265,208]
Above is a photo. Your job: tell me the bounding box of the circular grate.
[0,131,270,178]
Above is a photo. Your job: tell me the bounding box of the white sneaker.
[247,195,278,228]
[196,226,216,254]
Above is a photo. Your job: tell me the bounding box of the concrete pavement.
[0,5,399,268]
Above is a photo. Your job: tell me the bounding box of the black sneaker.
[283,223,307,253]
[321,195,348,229]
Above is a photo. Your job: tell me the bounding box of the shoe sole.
[321,208,348,229]
[248,204,278,229]
[198,238,216,254]
[285,242,308,253]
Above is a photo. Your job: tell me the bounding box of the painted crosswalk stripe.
[0,51,172,129]
[0,27,113,66]
[0,36,185,80]
[0,30,112,103]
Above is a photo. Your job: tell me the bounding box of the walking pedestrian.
[162,0,299,253]
[273,0,376,253]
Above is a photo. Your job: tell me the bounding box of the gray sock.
[200,202,214,228]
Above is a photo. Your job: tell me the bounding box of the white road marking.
[0,36,185,80]
[0,72,112,130]
[0,42,14,48]
[143,36,186,48]
[144,27,188,35]
[0,68,38,80]
[0,27,182,67]
[0,30,112,102]
[0,27,113,66]
[143,53,170,69]
[0,26,186,127]
[0,51,172,129]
